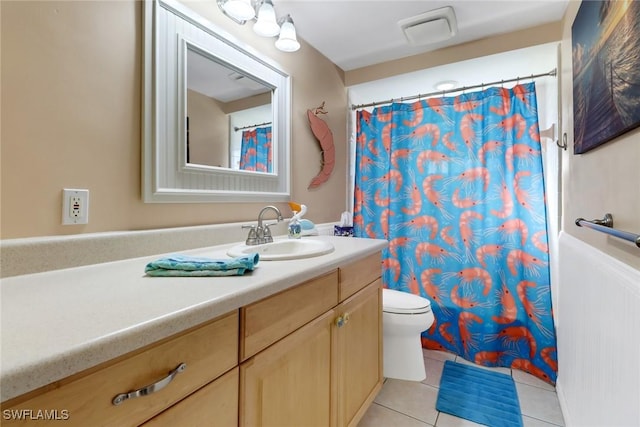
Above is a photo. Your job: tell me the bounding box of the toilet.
[382,288,435,381]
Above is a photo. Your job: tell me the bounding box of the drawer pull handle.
[112,362,187,406]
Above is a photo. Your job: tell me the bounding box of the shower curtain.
[354,82,558,384]
[239,126,272,172]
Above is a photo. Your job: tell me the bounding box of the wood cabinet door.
[240,309,337,427]
[141,367,238,427]
[335,279,383,427]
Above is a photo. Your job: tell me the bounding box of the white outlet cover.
[62,188,89,225]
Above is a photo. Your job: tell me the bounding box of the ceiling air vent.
[227,71,266,91]
[398,6,458,46]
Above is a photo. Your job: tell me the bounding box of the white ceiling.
[275,0,569,71]
[187,48,270,101]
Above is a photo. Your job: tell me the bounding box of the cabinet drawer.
[240,270,338,360]
[142,367,238,427]
[3,311,238,427]
[338,252,382,301]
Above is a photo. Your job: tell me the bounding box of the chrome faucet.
[244,205,283,245]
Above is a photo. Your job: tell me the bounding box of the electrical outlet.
[62,189,89,225]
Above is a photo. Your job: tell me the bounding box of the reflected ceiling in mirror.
[185,44,274,171]
[142,0,291,203]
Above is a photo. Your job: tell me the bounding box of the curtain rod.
[350,68,557,110]
[234,121,272,132]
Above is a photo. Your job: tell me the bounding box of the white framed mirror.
[142,0,291,202]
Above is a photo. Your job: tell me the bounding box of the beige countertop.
[0,235,386,402]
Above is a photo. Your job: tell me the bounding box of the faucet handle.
[242,225,258,245]
[263,224,274,243]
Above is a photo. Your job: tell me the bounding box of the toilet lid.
[383,288,432,314]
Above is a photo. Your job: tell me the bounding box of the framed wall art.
[572,0,640,154]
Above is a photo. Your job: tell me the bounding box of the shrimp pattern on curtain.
[354,82,558,384]
[239,126,272,172]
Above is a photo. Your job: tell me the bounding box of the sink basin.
[227,239,335,261]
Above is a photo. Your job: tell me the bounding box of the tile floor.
[358,349,565,427]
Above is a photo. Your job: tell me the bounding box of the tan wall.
[223,92,271,114]
[187,89,228,168]
[0,0,347,239]
[559,1,640,269]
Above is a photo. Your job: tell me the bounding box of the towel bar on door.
[575,213,640,248]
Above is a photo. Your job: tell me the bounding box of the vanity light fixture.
[275,15,300,52]
[253,0,280,37]
[220,0,255,22]
[217,0,300,52]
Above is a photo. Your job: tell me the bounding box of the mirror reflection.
[186,44,273,172]
[143,0,291,203]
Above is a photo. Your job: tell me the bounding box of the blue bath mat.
[436,360,523,427]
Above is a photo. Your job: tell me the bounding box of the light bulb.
[253,0,280,37]
[434,80,458,91]
[222,0,255,21]
[275,15,300,52]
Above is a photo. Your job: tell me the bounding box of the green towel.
[145,253,259,277]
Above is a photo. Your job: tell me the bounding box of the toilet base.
[383,331,427,381]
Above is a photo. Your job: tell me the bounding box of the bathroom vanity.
[0,236,386,426]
